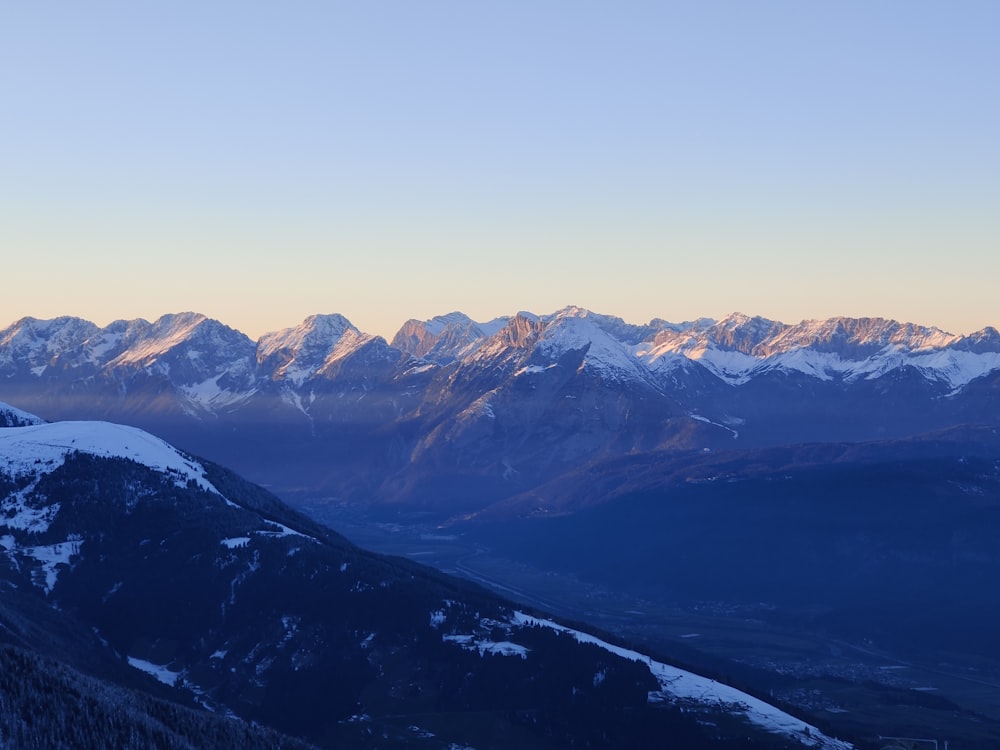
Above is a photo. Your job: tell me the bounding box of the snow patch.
[127,656,182,687]
[689,414,739,439]
[405,363,436,375]
[220,523,317,550]
[22,539,81,593]
[515,364,557,376]
[180,375,255,411]
[256,521,317,544]
[1,480,61,533]
[443,634,529,659]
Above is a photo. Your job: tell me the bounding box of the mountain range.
[5,306,1000,746]
[3,307,1000,517]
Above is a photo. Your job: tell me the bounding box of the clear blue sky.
[3,2,997,339]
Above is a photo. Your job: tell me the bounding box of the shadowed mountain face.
[470,438,1000,616]
[2,308,1000,516]
[0,409,851,749]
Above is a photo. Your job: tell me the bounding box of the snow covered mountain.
[2,307,1000,509]
[5,308,999,395]
[0,406,855,749]
[257,313,361,384]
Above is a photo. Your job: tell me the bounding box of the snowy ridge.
[0,402,45,427]
[422,312,473,338]
[634,313,1000,389]
[914,349,1000,391]
[0,415,327,595]
[680,345,1000,389]
[0,412,228,594]
[639,343,761,385]
[319,327,382,370]
[512,612,854,749]
[104,313,212,368]
[0,420,220,495]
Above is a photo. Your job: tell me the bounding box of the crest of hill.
[0,412,218,495]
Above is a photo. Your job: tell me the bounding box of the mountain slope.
[0,642,313,750]
[0,408,853,749]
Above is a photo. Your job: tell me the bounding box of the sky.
[2,2,998,340]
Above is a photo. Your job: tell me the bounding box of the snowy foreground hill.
[0,404,855,749]
[3,307,1000,512]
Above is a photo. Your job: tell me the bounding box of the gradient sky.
[3,2,998,340]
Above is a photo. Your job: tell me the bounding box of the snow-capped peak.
[105,313,256,372]
[105,313,209,367]
[531,309,653,382]
[0,316,101,371]
[257,314,358,383]
[421,312,474,338]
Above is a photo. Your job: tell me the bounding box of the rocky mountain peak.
[757,317,958,359]
[701,313,786,354]
[392,312,512,364]
[0,316,101,371]
[256,314,358,381]
[490,311,543,351]
[959,326,1000,353]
